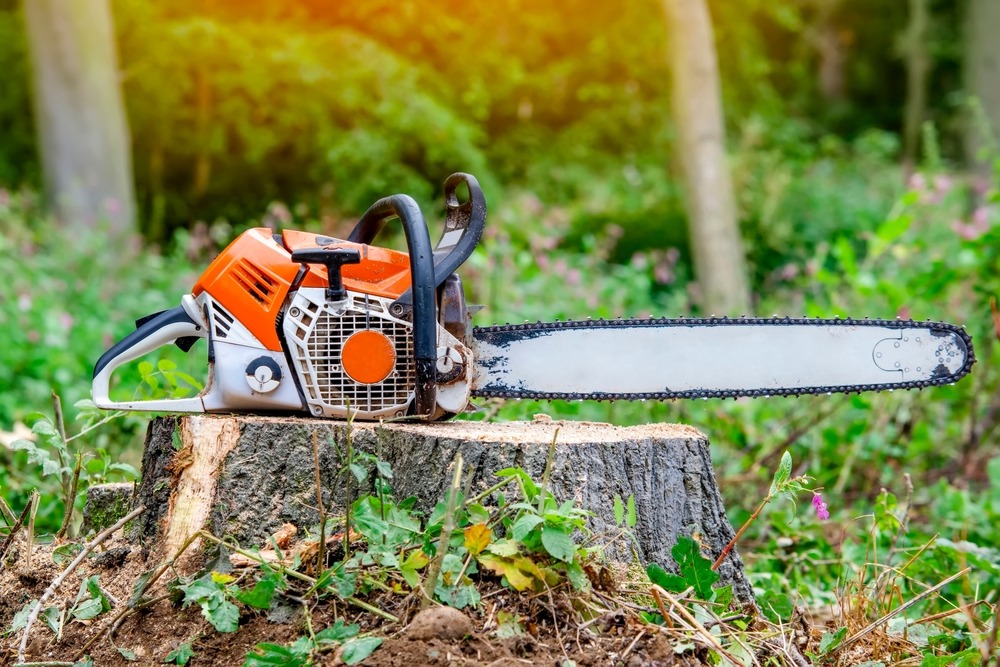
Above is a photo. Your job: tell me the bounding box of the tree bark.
[22,0,136,234]
[964,0,1000,173]
[660,0,750,316]
[128,415,755,605]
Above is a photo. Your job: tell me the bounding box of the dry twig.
[18,504,146,663]
[0,491,35,567]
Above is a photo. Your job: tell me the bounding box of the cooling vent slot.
[212,306,235,339]
[231,258,278,307]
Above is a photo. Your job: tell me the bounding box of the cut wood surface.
[128,414,754,604]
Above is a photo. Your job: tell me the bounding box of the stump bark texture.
[128,415,753,603]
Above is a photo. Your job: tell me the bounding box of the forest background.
[0,0,998,660]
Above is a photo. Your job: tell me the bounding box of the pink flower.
[907,173,927,193]
[812,493,830,521]
[952,207,992,241]
[934,174,953,196]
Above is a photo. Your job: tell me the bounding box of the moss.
[82,483,134,535]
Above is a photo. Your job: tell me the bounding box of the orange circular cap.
[341,330,397,384]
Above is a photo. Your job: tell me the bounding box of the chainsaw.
[92,173,976,421]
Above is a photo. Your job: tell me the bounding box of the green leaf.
[8,601,37,635]
[236,572,281,610]
[770,451,792,496]
[138,360,155,379]
[540,524,575,562]
[72,598,105,620]
[315,566,356,599]
[41,606,61,633]
[375,459,393,479]
[712,584,733,609]
[564,560,588,591]
[646,562,687,593]
[341,636,384,665]
[759,590,794,622]
[129,569,156,607]
[109,462,140,479]
[315,619,360,644]
[671,536,719,600]
[31,417,58,438]
[205,595,240,633]
[349,462,368,484]
[466,503,490,525]
[436,582,481,609]
[626,495,637,528]
[42,457,62,476]
[819,627,847,654]
[613,496,624,526]
[117,647,137,661]
[180,575,220,606]
[511,514,543,541]
[485,539,520,557]
[243,641,310,667]
[165,642,195,665]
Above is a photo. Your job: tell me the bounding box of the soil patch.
[0,539,715,666]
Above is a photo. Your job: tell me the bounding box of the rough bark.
[661,0,751,316]
[126,414,755,605]
[964,0,1000,172]
[22,0,136,233]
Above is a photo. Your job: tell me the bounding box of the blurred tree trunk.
[901,0,930,170]
[660,0,751,315]
[964,0,1000,173]
[23,0,135,234]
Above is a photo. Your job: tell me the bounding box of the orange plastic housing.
[192,228,414,351]
[192,228,300,350]
[281,230,413,299]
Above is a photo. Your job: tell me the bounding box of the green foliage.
[164,642,195,665]
[71,575,112,621]
[177,572,242,633]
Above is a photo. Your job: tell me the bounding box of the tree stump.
[127,414,754,604]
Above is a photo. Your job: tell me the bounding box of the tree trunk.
[964,0,1000,174]
[902,0,930,170]
[128,415,755,605]
[22,0,136,234]
[661,0,751,316]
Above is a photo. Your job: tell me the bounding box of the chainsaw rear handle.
[348,172,486,300]
[92,304,208,412]
[346,193,439,417]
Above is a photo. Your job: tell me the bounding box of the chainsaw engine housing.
[92,173,485,421]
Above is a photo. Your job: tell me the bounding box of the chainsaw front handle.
[348,193,439,417]
[348,172,486,298]
[92,302,208,412]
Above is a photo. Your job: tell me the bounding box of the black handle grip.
[347,173,486,301]
[345,194,438,417]
[291,247,361,302]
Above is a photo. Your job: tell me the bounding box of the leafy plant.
[176,572,242,633]
[244,620,382,667]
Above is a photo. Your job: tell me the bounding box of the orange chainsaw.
[93,173,975,421]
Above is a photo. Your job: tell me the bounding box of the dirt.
[0,539,713,666]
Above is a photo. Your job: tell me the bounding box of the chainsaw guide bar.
[471,317,975,402]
